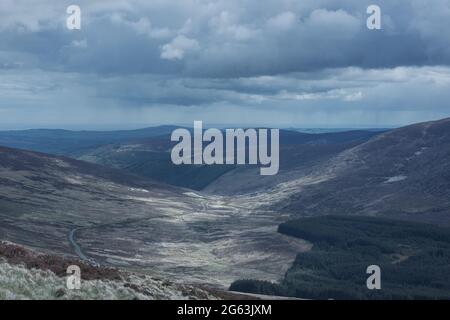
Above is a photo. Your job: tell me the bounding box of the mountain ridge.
[270,117,450,225]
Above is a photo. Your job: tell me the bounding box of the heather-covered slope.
[267,118,450,225]
[0,242,220,300]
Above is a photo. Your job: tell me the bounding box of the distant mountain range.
[0,126,179,155]
[0,127,383,190]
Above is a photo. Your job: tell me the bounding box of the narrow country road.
[69,228,91,262]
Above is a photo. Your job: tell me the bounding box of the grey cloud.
[1,0,450,77]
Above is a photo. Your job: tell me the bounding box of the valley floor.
[68,192,311,287]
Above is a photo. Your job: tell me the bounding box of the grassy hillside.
[278,118,450,225]
[230,216,450,299]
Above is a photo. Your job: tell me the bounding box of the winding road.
[69,227,95,264]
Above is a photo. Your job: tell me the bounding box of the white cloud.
[343,91,363,101]
[276,88,363,102]
[267,11,297,31]
[0,0,60,32]
[305,9,361,38]
[160,35,199,60]
[110,14,173,39]
[209,11,259,41]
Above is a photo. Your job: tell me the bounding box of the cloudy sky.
[1,0,450,129]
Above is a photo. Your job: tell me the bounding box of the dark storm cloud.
[1,0,450,128]
[1,0,450,77]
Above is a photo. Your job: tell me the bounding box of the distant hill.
[75,135,236,190]
[76,129,381,191]
[0,125,230,195]
[0,126,382,191]
[0,126,179,155]
[203,129,382,194]
[274,118,450,225]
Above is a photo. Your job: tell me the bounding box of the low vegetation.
[0,242,218,300]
